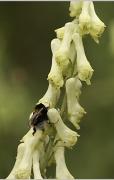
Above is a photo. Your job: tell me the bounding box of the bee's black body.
[29,103,48,135]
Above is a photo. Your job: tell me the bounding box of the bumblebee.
[29,103,48,135]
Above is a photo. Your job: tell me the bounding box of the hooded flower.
[39,83,60,108]
[73,33,94,85]
[89,2,106,43]
[66,76,82,99]
[48,38,64,88]
[15,129,44,179]
[33,149,43,179]
[66,77,86,129]
[68,101,86,130]
[54,146,74,179]
[55,22,75,75]
[47,108,79,147]
[79,1,91,35]
[69,1,82,17]
[6,143,25,179]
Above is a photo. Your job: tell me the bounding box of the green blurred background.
[0,1,114,178]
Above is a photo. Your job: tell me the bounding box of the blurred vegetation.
[0,1,114,178]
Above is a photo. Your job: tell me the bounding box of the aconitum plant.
[6,1,105,179]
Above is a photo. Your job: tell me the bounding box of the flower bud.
[47,108,78,147]
[54,146,74,179]
[73,33,94,85]
[79,1,91,35]
[69,1,82,17]
[89,2,106,43]
[39,83,60,108]
[48,38,64,88]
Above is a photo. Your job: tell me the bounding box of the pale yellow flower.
[55,22,75,75]
[6,143,25,179]
[66,77,86,129]
[89,2,106,43]
[48,38,64,88]
[73,33,94,85]
[55,146,74,179]
[79,1,91,35]
[39,83,60,108]
[47,108,79,147]
[69,1,82,17]
[15,130,43,179]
